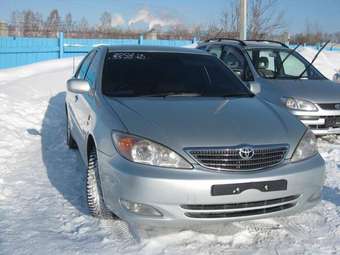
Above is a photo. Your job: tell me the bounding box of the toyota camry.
[65,45,325,226]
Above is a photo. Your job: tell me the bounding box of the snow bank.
[0,47,340,255]
[0,57,82,85]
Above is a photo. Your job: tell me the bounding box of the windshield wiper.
[296,40,330,79]
[274,44,300,79]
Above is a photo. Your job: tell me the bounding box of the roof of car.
[198,40,289,50]
[104,45,210,55]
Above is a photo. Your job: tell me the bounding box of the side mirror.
[249,82,261,95]
[67,79,91,94]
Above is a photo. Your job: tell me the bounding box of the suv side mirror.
[67,79,91,94]
[249,82,261,95]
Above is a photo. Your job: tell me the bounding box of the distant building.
[0,20,9,36]
[144,29,158,40]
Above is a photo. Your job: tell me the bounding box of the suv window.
[206,45,222,58]
[76,51,96,80]
[102,52,252,97]
[247,48,325,80]
[221,46,254,81]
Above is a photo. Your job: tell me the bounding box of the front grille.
[187,144,288,171]
[184,203,296,218]
[181,195,299,210]
[318,103,340,110]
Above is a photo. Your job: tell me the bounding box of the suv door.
[220,46,253,82]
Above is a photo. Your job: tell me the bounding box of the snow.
[297,47,340,80]
[0,53,340,254]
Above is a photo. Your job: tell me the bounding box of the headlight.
[112,132,192,169]
[283,97,318,111]
[291,129,318,162]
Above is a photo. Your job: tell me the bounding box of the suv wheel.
[86,147,116,219]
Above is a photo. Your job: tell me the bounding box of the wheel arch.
[86,134,96,161]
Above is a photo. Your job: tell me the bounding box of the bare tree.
[99,12,112,32]
[10,10,24,36]
[220,1,239,34]
[46,9,61,33]
[220,0,285,39]
[78,17,90,33]
[247,0,285,39]
[64,13,74,32]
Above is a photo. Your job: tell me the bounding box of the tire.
[86,147,116,219]
[66,110,77,149]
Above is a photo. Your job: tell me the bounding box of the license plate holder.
[211,180,288,196]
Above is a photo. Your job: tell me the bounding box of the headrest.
[258,57,269,69]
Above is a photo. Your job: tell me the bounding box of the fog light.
[120,199,163,217]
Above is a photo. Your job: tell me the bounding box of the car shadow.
[41,92,90,215]
[322,186,340,207]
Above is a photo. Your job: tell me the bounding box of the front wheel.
[86,148,116,219]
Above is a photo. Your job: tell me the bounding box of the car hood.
[105,97,305,160]
[261,78,340,103]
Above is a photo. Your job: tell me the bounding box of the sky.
[0,0,339,33]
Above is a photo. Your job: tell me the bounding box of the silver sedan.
[65,45,325,226]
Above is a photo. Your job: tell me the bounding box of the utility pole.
[239,0,247,40]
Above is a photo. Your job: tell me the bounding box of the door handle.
[74,95,78,102]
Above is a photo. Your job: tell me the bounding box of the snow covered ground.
[0,51,340,255]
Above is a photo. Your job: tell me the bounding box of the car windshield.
[102,52,252,97]
[246,48,326,80]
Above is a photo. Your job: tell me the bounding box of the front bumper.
[291,108,340,135]
[98,152,325,226]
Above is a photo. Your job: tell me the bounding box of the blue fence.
[0,32,195,69]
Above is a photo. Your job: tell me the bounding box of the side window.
[85,50,101,88]
[76,51,95,80]
[197,45,207,51]
[221,46,254,81]
[206,45,222,58]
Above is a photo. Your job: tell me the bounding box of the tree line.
[3,1,340,43]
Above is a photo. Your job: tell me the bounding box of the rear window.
[102,52,251,97]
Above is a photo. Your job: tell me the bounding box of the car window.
[221,46,254,81]
[102,52,252,97]
[206,45,222,58]
[197,45,207,51]
[76,51,96,80]
[247,48,325,80]
[85,50,100,88]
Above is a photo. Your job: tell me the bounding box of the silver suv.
[197,39,340,136]
[65,45,325,226]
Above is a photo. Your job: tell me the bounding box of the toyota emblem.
[334,104,340,110]
[239,147,255,160]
